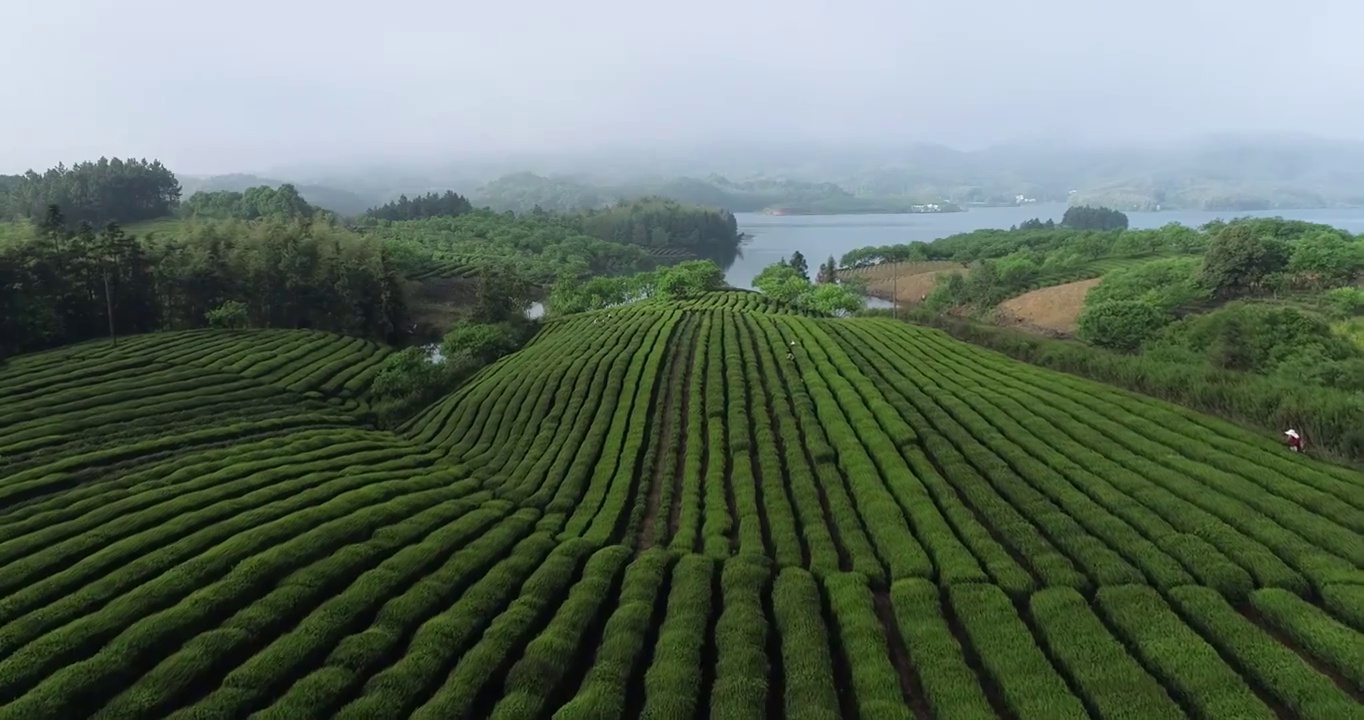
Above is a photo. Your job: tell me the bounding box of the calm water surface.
[723,203,1364,289]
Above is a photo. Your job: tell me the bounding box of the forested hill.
[179,173,375,216]
[469,171,961,215]
[0,159,181,226]
[0,158,746,359]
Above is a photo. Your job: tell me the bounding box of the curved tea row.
[0,293,1359,719]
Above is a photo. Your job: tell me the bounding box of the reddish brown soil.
[995,278,1102,335]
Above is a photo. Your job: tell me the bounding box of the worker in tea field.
[1285,429,1303,453]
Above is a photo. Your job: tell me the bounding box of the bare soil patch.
[996,278,1102,335]
[841,262,965,306]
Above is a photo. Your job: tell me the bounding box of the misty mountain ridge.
[182,134,1364,216]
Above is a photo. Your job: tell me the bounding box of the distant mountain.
[722,135,1364,211]
[219,133,1364,215]
[466,172,960,215]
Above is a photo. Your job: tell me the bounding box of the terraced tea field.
[0,290,1360,719]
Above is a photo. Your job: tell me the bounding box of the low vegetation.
[1,289,1361,718]
[847,209,1364,460]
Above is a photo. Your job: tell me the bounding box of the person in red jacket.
[1285,429,1303,452]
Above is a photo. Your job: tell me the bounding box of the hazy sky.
[4,0,1361,174]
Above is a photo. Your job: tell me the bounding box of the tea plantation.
[0,291,1359,719]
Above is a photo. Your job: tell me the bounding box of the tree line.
[0,156,747,360]
[571,198,739,256]
[182,184,319,221]
[364,191,474,222]
[0,205,410,359]
[0,158,181,227]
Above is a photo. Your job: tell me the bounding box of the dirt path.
[665,333,700,545]
[639,332,693,553]
[1239,605,1363,706]
[872,590,931,720]
[870,269,962,306]
[996,278,1102,335]
[742,318,809,567]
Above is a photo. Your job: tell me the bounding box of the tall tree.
[816,255,837,284]
[364,190,473,221]
[1199,224,1290,298]
[5,158,181,226]
[1061,205,1129,231]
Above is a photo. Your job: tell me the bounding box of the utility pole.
[103,255,118,347]
[892,263,898,320]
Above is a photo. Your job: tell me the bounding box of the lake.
[722,204,1364,289]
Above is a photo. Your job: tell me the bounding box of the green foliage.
[179,172,375,216]
[0,211,410,357]
[473,265,535,324]
[471,171,960,216]
[1286,231,1364,289]
[546,260,725,315]
[1085,256,1209,312]
[364,191,473,221]
[807,282,865,316]
[1061,205,1129,231]
[911,308,1364,459]
[1324,287,1364,319]
[1077,300,1170,352]
[193,195,739,291]
[442,321,534,366]
[0,158,180,226]
[371,315,536,426]
[204,301,249,329]
[371,346,449,404]
[183,184,318,221]
[815,255,837,284]
[1199,223,1291,298]
[472,171,609,213]
[655,260,726,301]
[574,198,739,255]
[843,218,1218,270]
[753,262,864,316]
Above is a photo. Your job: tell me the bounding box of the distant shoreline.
[761,206,964,217]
